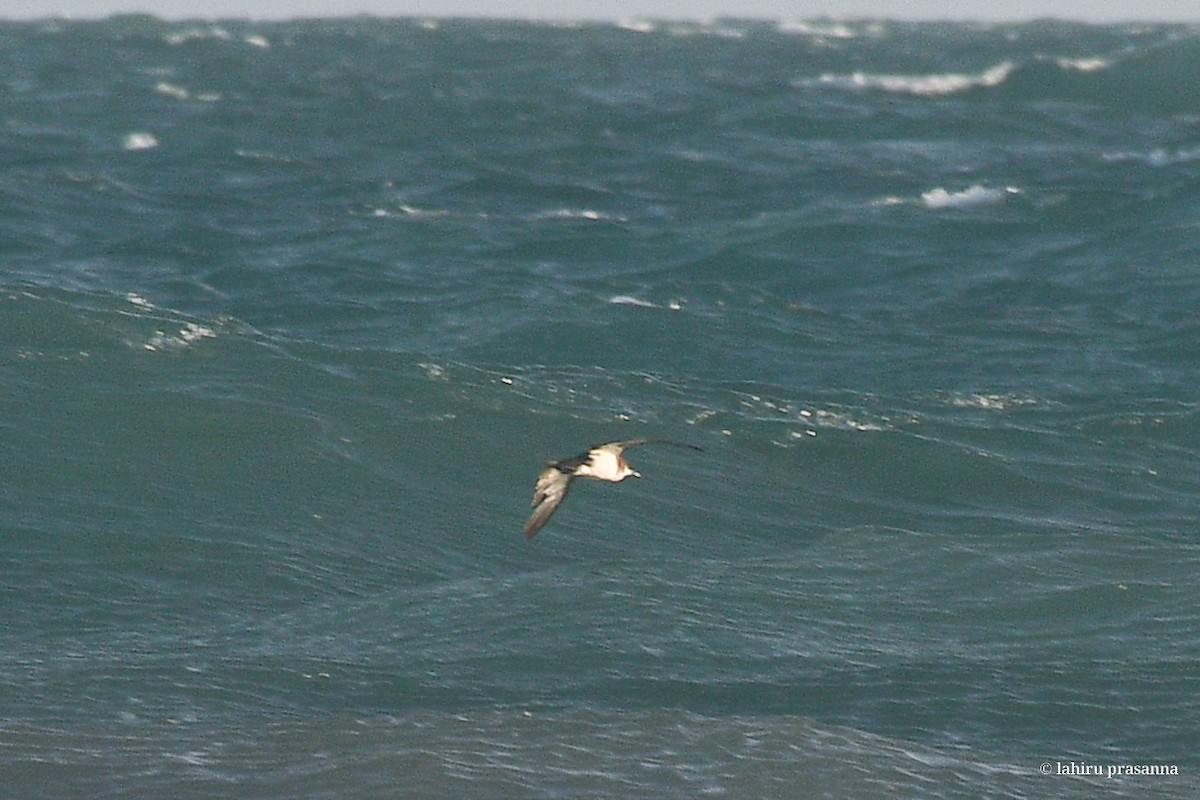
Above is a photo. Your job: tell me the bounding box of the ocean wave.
[802,34,1200,113]
[5,21,1200,796]
[919,185,1020,209]
[809,62,1015,96]
[533,208,629,222]
[778,19,866,40]
[121,132,159,151]
[162,23,270,49]
[153,81,222,102]
[164,24,235,46]
[1001,34,1200,113]
[1103,146,1200,166]
[607,294,658,308]
[1055,56,1111,72]
[3,286,239,361]
[9,708,1186,800]
[875,185,1021,210]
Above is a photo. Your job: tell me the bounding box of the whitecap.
[1056,56,1110,72]
[142,322,216,352]
[812,61,1013,96]
[1104,147,1200,167]
[395,204,451,218]
[609,295,657,308]
[418,362,448,380]
[154,81,189,100]
[122,132,158,151]
[921,184,1018,209]
[735,393,896,441]
[617,19,656,34]
[178,322,216,344]
[946,393,1039,411]
[664,20,746,39]
[165,26,232,45]
[153,82,220,103]
[778,20,859,39]
[535,208,626,222]
[126,293,154,310]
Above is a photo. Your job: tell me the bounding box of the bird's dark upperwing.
[606,438,704,454]
[524,465,573,540]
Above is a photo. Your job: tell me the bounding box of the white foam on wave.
[126,293,154,310]
[1056,56,1110,72]
[616,18,656,34]
[374,204,454,219]
[165,26,233,46]
[119,293,227,353]
[608,295,685,310]
[778,19,863,40]
[535,208,627,223]
[122,132,158,151]
[608,295,658,308]
[662,20,747,39]
[418,362,449,381]
[154,81,221,102]
[164,26,267,49]
[733,392,901,447]
[1105,147,1200,167]
[811,61,1014,96]
[945,392,1040,411]
[155,81,189,100]
[876,184,1020,210]
[921,184,1019,209]
[142,322,217,352]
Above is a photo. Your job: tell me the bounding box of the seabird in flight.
[523,438,702,540]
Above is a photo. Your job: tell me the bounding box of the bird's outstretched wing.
[603,438,704,454]
[524,465,572,540]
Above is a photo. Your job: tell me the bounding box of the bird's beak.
[632,470,642,478]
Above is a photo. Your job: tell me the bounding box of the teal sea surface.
[3,15,1200,798]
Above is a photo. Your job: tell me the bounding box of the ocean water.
[2,14,1200,798]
